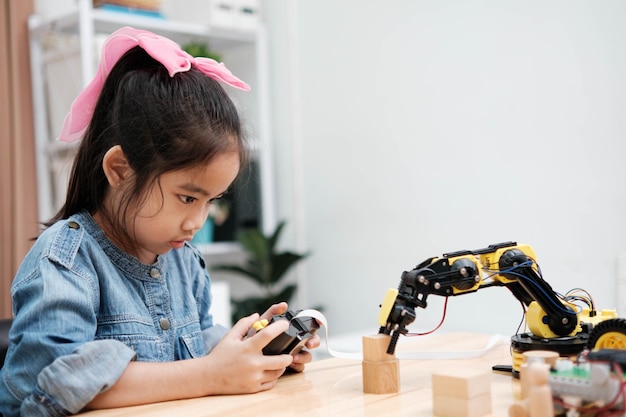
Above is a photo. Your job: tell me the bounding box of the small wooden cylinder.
[520,350,558,399]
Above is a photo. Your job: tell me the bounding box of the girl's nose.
[184,209,209,233]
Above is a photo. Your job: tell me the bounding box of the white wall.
[264,0,626,337]
[33,0,626,340]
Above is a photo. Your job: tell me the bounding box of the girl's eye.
[209,194,225,203]
[179,195,196,204]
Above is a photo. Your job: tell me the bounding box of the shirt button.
[68,221,80,229]
[159,318,171,330]
[149,268,161,278]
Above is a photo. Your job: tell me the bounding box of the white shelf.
[29,6,258,51]
[197,242,244,257]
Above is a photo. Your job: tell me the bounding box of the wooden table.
[76,332,520,416]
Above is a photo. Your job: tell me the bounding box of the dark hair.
[47,46,248,242]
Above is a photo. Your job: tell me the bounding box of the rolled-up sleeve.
[0,239,132,416]
[20,339,136,416]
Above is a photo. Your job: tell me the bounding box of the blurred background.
[3,0,626,347]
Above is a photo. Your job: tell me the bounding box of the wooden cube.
[431,369,492,417]
[362,334,400,394]
[431,368,491,399]
[433,392,492,417]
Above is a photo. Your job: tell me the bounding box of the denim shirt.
[0,211,227,417]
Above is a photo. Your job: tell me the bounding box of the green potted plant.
[212,221,309,323]
[182,41,222,62]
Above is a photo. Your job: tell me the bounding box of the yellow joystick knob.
[251,319,269,331]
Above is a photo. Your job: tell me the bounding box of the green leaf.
[230,284,298,323]
[181,41,222,61]
[230,296,271,323]
[274,284,297,304]
[269,252,309,283]
[267,220,286,252]
[211,265,265,286]
[215,220,310,322]
[238,228,269,263]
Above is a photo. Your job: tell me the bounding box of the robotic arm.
[378,242,585,355]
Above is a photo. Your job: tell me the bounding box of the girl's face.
[128,152,240,264]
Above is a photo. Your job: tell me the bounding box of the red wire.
[405,297,448,337]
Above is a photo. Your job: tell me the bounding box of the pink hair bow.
[59,26,250,143]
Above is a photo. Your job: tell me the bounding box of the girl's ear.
[102,145,133,187]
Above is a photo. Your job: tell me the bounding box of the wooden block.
[431,368,491,400]
[433,392,492,417]
[362,334,396,362]
[508,401,529,417]
[362,334,400,394]
[362,359,400,394]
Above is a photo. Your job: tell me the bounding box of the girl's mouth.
[170,241,185,249]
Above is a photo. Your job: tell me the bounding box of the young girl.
[0,27,318,417]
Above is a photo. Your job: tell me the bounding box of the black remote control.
[261,310,320,355]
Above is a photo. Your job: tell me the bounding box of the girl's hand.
[288,332,321,373]
[259,302,288,321]
[204,313,292,394]
[259,302,322,374]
